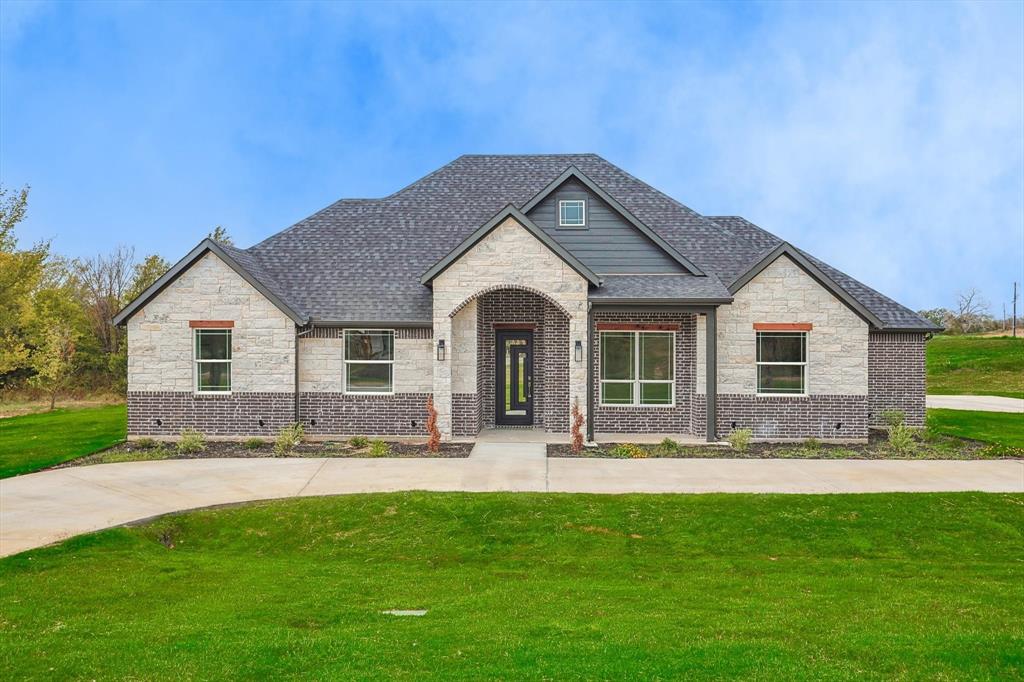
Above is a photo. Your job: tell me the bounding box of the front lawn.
[927,334,1024,399]
[0,404,126,478]
[927,408,1024,448]
[1,493,1021,679]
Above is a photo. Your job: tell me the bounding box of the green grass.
[927,335,1024,399]
[1,493,1021,679]
[927,408,1024,448]
[0,404,126,478]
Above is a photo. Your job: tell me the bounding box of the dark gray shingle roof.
[236,154,931,330]
[591,274,732,302]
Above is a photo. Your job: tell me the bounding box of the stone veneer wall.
[591,312,696,434]
[431,216,589,437]
[474,288,570,433]
[868,332,926,427]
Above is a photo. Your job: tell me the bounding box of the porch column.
[705,307,718,442]
[432,315,454,439]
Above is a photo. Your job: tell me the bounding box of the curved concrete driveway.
[926,395,1024,413]
[1,449,1022,557]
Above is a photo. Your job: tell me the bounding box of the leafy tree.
[208,225,233,245]
[126,254,171,303]
[0,184,29,253]
[29,320,77,410]
[917,308,951,329]
[0,185,47,381]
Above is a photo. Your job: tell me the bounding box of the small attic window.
[559,199,586,227]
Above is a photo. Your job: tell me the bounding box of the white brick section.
[127,253,295,392]
[432,217,589,436]
[298,336,432,393]
[697,255,868,395]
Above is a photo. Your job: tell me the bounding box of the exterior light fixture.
[437,339,446,361]
[574,339,583,363]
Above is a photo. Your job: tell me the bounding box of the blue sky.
[2,0,1022,314]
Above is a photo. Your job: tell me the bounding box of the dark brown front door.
[495,330,533,426]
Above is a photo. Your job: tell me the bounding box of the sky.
[1,0,1022,315]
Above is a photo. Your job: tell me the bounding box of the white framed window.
[559,199,586,227]
[600,330,675,406]
[344,329,395,394]
[194,328,231,393]
[756,331,807,395]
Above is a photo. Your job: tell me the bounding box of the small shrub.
[802,437,822,453]
[368,440,392,457]
[425,396,440,453]
[134,437,157,449]
[880,410,906,429]
[274,422,304,456]
[570,398,585,454]
[243,438,265,451]
[658,437,681,455]
[888,421,917,456]
[610,443,648,459]
[727,428,753,453]
[348,435,370,448]
[177,429,206,454]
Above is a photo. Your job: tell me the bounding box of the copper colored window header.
[189,320,234,328]
[753,322,812,331]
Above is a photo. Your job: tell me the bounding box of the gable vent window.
[559,199,586,227]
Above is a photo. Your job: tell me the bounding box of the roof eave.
[111,239,307,326]
[588,297,733,305]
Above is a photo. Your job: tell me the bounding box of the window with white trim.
[344,329,394,394]
[559,199,586,227]
[756,331,807,394]
[194,329,231,393]
[600,331,674,406]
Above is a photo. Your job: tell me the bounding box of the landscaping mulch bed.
[548,430,1023,460]
[60,439,472,468]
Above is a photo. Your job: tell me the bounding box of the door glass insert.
[504,338,527,415]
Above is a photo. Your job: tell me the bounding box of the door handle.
[527,375,532,399]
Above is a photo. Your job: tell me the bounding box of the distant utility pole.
[1011,278,1019,337]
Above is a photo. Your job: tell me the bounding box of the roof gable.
[728,243,884,328]
[519,166,705,276]
[112,239,306,326]
[420,204,601,286]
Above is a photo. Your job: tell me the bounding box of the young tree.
[208,225,233,245]
[71,246,136,356]
[0,184,47,381]
[126,254,171,303]
[29,321,77,410]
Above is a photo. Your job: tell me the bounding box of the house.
[113,154,938,443]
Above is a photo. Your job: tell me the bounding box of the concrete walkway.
[926,394,1024,413]
[1,453,1021,557]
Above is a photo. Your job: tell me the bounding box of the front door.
[495,330,533,426]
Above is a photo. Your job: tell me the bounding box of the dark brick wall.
[301,392,431,436]
[869,332,927,427]
[128,391,295,437]
[452,393,479,436]
[591,312,696,434]
[476,289,570,433]
[693,394,868,440]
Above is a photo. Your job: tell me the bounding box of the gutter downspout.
[586,302,595,443]
[295,324,316,423]
[705,308,717,442]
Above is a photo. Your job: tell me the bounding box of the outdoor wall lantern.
[437,339,446,361]
[574,339,583,363]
